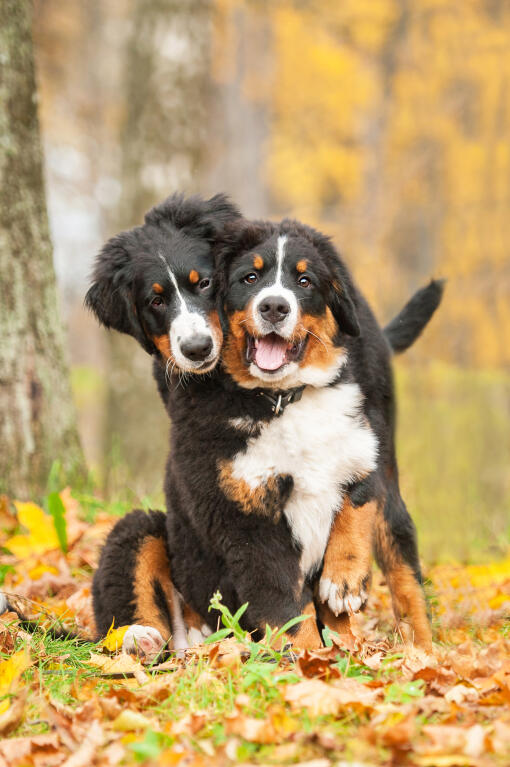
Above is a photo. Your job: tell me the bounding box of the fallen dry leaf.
[285,678,379,717]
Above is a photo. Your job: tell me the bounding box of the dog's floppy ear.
[310,230,360,338]
[328,271,360,338]
[85,234,155,354]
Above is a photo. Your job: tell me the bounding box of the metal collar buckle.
[257,386,305,416]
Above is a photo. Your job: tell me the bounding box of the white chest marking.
[229,383,378,576]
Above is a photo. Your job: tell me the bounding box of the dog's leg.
[318,484,376,617]
[288,598,323,650]
[374,487,432,651]
[92,509,187,657]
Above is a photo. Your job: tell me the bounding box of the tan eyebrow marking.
[189,269,199,284]
[296,259,308,273]
[253,255,264,270]
[152,283,164,294]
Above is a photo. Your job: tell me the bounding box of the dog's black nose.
[180,334,213,362]
[258,296,290,324]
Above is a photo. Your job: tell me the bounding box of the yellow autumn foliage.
[5,502,60,559]
[212,0,510,367]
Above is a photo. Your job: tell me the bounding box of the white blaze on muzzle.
[252,235,299,341]
[158,255,218,372]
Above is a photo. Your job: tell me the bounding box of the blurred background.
[31,0,509,562]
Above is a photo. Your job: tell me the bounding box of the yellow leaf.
[87,652,147,678]
[28,564,59,580]
[0,648,32,714]
[101,625,130,653]
[6,502,59,559]
[112,709,155,731]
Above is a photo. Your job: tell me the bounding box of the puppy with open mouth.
[89,202,442,656]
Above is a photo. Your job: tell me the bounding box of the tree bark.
[101,0,212,495]
[0,0,85,497]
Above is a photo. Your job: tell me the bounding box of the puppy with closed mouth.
[86,192,241,656]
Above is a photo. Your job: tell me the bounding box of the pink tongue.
[254,336,288,371]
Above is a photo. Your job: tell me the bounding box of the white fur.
[252,235,299,340]
[187,624,212,646]
[319,577,368,615]
[229,416,259,435]
[122,625,165,656]
[227,382,378,576]
[170,586,189,653]
[158,254,219,372]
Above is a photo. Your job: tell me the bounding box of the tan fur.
[317,602,352,636]
[152,282,164,294]
[132,537,175,642]
[222,305,344,386]
[189,269,199,284]
[296,259,307,273]
[297,308,344,371]
[182,602,204,631]
[253,255,264,270]
[375,511,432,650]
[208,310,224,351]
[289,601,322,650]
[152,334,174,363]
[322,498,376,598]
[221,307,259,387]
[218,459,287,521]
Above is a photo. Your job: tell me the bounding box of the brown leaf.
[65,584,96,637]
[0,689,27,736]
[60,720,104,767]
[225,712,276,744]
[0,733,60,766]
[285,678,378,717]
[298,649,341,679]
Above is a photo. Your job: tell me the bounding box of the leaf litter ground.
[0,492,508,766]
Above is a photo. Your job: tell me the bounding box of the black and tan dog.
[89,208,442,655]
[86,192,241,653]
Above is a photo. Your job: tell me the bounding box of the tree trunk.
[101,0,212,496]
[0,0,85,497]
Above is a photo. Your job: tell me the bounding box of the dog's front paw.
[122,624,166,659]
[319,569,371,616]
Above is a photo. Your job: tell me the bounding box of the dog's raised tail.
[383,279,445,354]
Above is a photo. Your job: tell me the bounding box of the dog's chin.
[172,350,219,375]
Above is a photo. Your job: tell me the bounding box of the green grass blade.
[47,491,68,554]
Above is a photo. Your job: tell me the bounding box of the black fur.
[92,210,443,643]
[85,192,241,359]
[92,509,168,637]
[384,279,445,354]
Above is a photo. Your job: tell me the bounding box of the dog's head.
[216,219,360,389]
[85,193,241,374]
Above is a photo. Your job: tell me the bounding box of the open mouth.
[245,333,307,373]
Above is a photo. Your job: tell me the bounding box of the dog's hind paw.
[122,625,166,658]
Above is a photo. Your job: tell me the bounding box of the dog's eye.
[199,278,211,291]
[151,296,164,307]
[298,275,311,288]
[243,273,259,285]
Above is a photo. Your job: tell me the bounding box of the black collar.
[256,386,305,416]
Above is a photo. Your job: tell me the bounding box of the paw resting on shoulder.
[218,459,293,522]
